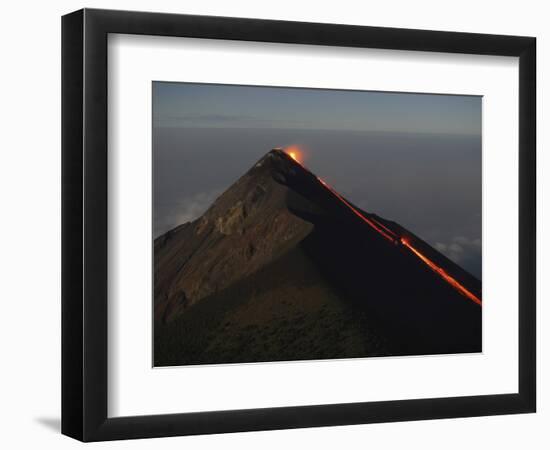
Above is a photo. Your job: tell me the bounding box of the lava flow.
[317,177,397,244]
[400,238,482,306]
[282,148,482,307]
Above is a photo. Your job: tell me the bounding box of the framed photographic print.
[62,8,536,441]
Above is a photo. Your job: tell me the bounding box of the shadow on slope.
[154,244,389,367]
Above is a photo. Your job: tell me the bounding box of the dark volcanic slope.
[154,149,481,366]
[154,151,316,324]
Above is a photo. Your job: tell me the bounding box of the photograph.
[0,1,536,446]
[0,0,542,445]
[152,82,483,366]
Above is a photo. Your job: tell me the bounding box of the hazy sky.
[153,82,482,278]
[154,82,481,135]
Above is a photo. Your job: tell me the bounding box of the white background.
[0,0,547,449]
[109,35,518,417]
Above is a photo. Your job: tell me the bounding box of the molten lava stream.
[316,173,481,307]
[400,238,482,306]
[316,177,397,243]
[281,148,481,306]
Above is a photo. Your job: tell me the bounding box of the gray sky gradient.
[154,82,481,135]
[153,82,482,278]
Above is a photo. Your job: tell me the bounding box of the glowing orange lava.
[280,150,481,306]
[315,171,481,306]
[285,146,303,164]
[317,177,397,243]
[400,238,482,306]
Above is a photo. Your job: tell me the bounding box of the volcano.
[154,149,482,366]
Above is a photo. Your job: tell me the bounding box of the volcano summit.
[154,149,481,366]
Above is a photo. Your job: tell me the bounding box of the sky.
[153,82,482,278]
[153,82,481,135]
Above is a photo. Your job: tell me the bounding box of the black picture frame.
[62,8,536,442]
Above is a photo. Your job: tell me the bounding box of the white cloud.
[155,189,222,237]
[433,236,481,265]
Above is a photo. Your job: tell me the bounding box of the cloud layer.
[434,236,482,277]
[154,189,221,237]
